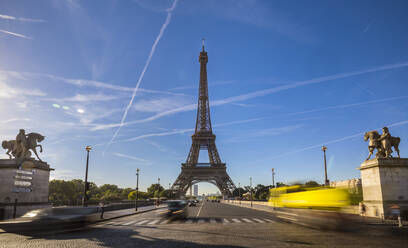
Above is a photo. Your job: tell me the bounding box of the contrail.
[0,29,32,39]
[288,95,408,115]
[92,61,408,131]
[104,0,179,153]
[268,119,408,160]
[0,14,45,22]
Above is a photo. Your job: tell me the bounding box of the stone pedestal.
[0,159,54,220]
[359,158,408,219]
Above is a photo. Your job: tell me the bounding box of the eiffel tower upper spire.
[195,39,212,134]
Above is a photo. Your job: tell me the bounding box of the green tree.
[120,188,134,200]
[128,190,149,200]
[254,184,269,200]
[276,182,287,187]
[147,184,165,197]
[232,187,246,197]
[304,181,320,187]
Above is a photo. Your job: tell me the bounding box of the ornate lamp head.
[85,145,92,152]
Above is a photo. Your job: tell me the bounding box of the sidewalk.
[92,204,166,224]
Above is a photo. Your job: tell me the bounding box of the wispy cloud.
[112,152,148,162]
[170,80,237,91]
[92,61,408,131]
[45,93,122,103]
[0,81,45,98]
[268,119,408,160]
[288,95,408,115]
[133,96,194,113]
[0,14,45,23]
[0,70,187,96]
[106,0,179,150]
[0,118,30,124]
[46,74,187,96]
[108,118,262,145]
[92,103,197,130]
[0,29,32,39]
[224,124,303,143]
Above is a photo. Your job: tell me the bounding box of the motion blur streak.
[104,0,179,153]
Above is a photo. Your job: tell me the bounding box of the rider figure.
[15,129,28,158]
[377,127,392,157]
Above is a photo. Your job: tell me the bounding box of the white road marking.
[263,218,275,223]
[147,219,161,225]
[274,210,298,216]
[242,218,253,223]
[277,215,297,222]
[122,220,138,225]
[223,218,230,223]
[196,200,204,217]
[159,219,170,224]
[231,218,241,223]
[135,219,150,225]
[253,218,265,223]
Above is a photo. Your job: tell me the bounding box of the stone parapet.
[359,158,408,219]
[0,159,53,220]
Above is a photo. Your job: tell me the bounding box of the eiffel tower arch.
[171,43,236,197]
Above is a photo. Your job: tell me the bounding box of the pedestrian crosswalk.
[102,217,275,227]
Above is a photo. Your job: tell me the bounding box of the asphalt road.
[0,200,407,248]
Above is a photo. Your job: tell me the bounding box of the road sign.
[12,187,32,193]
[16,169,35,175]
[14,175,33,180]
[14,181,32,187]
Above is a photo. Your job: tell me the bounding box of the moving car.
[166,200,187,218]
[188,200,196,207]
[0,207,100,233]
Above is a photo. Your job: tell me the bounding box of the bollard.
[398,216,403,227]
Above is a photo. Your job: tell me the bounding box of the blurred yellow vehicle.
[268,185,354,230]
[268,185,351,210]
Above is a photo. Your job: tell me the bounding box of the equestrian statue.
[2,129,45,161]
[364,126,400,160]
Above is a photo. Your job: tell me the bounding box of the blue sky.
[1,0,408,194]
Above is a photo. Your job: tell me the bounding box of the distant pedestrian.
[99,202,105,219]
[359,202,366,216]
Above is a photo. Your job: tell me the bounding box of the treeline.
[48,179,172,206]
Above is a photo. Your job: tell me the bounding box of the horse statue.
[364,127,400,160]
[2,140,17,159]
[1,131,45,161]
[26,132,45,161]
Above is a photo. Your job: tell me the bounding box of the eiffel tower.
[171,42,236,197]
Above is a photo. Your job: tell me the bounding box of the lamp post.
[272,168,275,188]
[157,177,160,206]
[82,145,92,207]
[321,146,329,186]
[250,177,253,207]
[238,182,241,205]
[135,168,140,211]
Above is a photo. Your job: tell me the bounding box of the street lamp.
[82,145,92,207]
[250,177,253,207]
[157,177,160,206]
[135,168,140,211]
[272,168,275,188]
[321,146,329,186]
[238,182,241,205]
